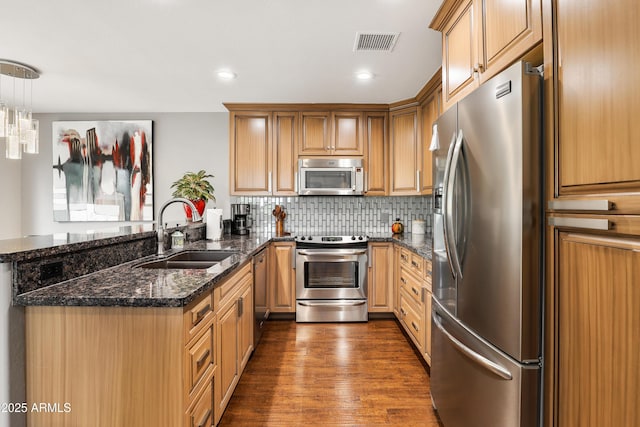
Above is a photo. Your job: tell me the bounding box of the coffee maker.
[231,204,251,235]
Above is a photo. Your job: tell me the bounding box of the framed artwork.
[52,120,153,222]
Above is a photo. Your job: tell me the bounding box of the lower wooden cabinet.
[269,241,296,313]
[367,242,394,312]
[394,246,432,365]
[214,261,253,425]
[547,217,640,426]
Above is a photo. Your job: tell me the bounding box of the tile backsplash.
[231,196,432,235]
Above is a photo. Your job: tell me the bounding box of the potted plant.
[170,170,215,221]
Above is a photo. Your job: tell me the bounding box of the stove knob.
[351,236,356,240]
[308,236,313,240]
[300,236,306,241]
[358,236,363,240]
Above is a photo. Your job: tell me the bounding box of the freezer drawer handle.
[433,314,513,381]
[547,217,611,231]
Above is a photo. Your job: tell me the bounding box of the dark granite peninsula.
[0,226,432,427]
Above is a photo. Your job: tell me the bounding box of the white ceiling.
[1,0,443,113]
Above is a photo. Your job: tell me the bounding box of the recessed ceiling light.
[217,70,237,80]
[355,71,374,80]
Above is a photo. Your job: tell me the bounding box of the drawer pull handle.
[548,217,611,231]
[412,321,419,332]
[548,199,612,211]
[401,254,408,261]
[195,304,211,325]
[196,409,212,427]
[411,260,420,268]
[196,349,210,368]
[400,277,406,284]
[412,287,420,296]
[400,308,407,316]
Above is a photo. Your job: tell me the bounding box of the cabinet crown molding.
[224,103,389,112]
[429,0,467,31]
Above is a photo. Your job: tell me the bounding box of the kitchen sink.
[135,250,237,269]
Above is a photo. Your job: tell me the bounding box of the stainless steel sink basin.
[135,250,237,269]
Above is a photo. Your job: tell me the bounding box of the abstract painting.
[52,120,153,222]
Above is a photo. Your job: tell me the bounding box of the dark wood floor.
[218,319,442,426]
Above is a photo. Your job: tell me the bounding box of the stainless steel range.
[295,234,368,322]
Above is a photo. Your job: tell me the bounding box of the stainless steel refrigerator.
[431,61,543,427]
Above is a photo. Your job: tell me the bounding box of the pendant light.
[0,60,40,159]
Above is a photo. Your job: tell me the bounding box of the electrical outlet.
[40,261,63,281]
[380,212,390,224]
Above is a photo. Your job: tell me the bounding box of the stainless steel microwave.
[298,158,364,196]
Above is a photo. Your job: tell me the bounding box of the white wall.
[21,112,229,236]
[0,152,22,240]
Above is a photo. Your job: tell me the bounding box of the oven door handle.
[296,250,367,256]
[298,301,367,307]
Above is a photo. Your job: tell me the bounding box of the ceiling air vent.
[353,32,400,52]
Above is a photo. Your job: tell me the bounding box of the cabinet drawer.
[399,266,424,306]
[399,248,426,278]
[399,288,425,351]
[186,324,214,398]
[424,259,432,291]
[186,375,214,427]
[184,292,214,344]
[218,261,252,308]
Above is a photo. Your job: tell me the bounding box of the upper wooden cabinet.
[389,106,420,195]
[229,111,272,195]
[364,112,388,195]
[546,0,640,211]
[431,0,542,110]
[417,71,443,195]
[229,110,297,196]
[299,111,364,156]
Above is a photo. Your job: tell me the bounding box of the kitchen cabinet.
[269,241,296,313]
[418,76,442,195]
[229,111,272,195]
[215,261,253,424]
[364,112,388,195]
[546,217,640,426]
[394,247,432,365]
[367,242,394,312]
[299,111,364,156]
[272,112,299,195]
[229,109,298,196]
[389,106,420,195]
[545,0,640,210]
[431,0,542,110]
[26,292,217,427]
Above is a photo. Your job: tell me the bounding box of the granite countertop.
[0,225,157,262]
[13,230,431,308]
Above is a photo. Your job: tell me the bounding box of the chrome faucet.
[157,198,202,256]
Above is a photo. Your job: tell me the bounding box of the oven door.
[295,248,368,300]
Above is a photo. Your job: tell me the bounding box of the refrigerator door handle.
[441,132,458,278]
[433,311,513,381]
[445,129,465,279]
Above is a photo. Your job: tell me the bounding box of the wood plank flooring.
[218,319,442,426]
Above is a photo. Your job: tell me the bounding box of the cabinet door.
[424,288,432,365]
[230,112,272,195]
[269,242,296,313]
[420,90,440,195]
[553,0,640,199]
[441,0,479,110]
[332,112,364,156]
[365,112,388,195]
[216,298,239,413]
[367,243,393,312]
[299,112,331,155]
[272,112,298,195]
[480,0,542,81]
[237,278,253,373]
[390,107,420,195]
[551,228,640,426]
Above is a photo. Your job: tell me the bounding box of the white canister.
[412,219,426,235]
[206,209,224,241]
